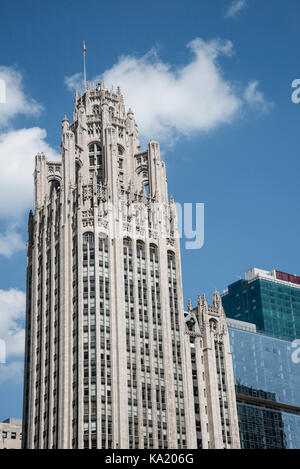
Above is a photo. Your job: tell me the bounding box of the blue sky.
[0,0,299,420]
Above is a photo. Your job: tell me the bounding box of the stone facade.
[184,291,241,449]
[22,82,196,449]
[22,81,240,450]
[0,419,22,450]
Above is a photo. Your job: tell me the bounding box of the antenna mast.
[83,41,87,88]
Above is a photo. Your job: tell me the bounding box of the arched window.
[209,319,218,331]
[136,240,145,255]
[167,250,176,269]
[123,237,132,251]
[88,143,103,181]
[99,233,109,280]
[117,146,125,186]
[109,107,114,119]
[89,142,102,157]
[50,179,60,197]
[150,243,158,256]
[83,232,94,245]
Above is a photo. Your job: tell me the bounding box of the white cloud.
[0,66,59,256]
[0,361,24,385]
[244,81,274,113]
[0,289,26,360]
[65,72,83,92]
[0,228,25,257]
[65,38,242,141]
[225,0,247,18]
[0,66,42,128]
[0,127,60,219]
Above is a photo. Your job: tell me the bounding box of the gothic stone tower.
[184,291,241,449]
[22,82,197,449]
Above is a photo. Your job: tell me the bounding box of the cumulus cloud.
[0,127,60,219]
[0,66,42,127]
[65,38,242,141]
[65,72,83,92]
[0,361,24,385]
[0,227,25,257]
[225,0,247,18]
[244,81,274,113]
[0,66,59,256]
[0,289,26,359]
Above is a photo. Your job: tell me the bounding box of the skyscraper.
[184,292,241,449]
[22,82,197,449]
[227,318,300,449]
[222,268,300,341]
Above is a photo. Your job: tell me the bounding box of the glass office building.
[222,268,300,342]
[228,318,300,449]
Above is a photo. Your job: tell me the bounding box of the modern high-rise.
[227,318,300,449]
[222,268,300,341]
[184,291,241,449]
[22,81,197,449]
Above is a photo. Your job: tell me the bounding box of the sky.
[0,0,299,420]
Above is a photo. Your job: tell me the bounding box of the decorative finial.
[83,41,87,88]
[213,288,221,307]
[62,115,69,132]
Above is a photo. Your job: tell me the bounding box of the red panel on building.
[276,271,300,286]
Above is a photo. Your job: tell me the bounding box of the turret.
[62,115,69,133]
